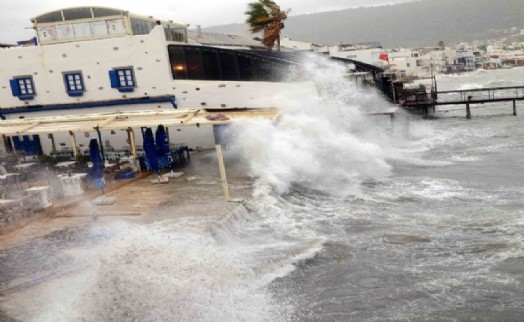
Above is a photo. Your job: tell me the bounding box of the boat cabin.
[31,7,188,45]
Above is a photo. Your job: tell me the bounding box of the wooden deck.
[400,85,524,117]
[401,85,524,107]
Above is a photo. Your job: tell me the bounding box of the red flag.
[379,53,389,63]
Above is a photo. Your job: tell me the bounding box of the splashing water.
[229,54,423,195]
[2,55,440,321]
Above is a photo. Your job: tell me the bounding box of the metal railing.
[436,86,524,105]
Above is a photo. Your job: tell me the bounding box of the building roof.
[31,6,185,27]
[187,31,264,49]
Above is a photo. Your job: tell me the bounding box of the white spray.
[230,54,414,195]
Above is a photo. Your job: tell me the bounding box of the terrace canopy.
[0,108,280,201]
[0,108,280,136]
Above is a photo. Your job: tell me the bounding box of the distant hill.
[205,0,524,48]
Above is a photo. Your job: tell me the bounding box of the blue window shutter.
[109,70,119,88]
[68,91,84,97]
[118,87,134,93]
[10,79,21,96]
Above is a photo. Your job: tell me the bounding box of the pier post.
[513,100,517,116]
[466,96,472,119]
[215,144,230,202]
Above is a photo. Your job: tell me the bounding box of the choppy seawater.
[1,64,523,321]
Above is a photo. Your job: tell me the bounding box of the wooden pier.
[400,85,524,118]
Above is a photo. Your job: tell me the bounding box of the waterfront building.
[279,36,327,53]
[0,7,314,156]
[327,42,385,67]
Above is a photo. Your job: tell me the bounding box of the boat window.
[130,18,155,35]
[109,67,136,93]
[253,58,273,81]
[117,69,135,87]
[167,45,294,82]
[35,11,64,23]
[164,26,174,41]
[92,8,123,18]
[185,48,204,80]
[237,55,255,81]
[63,8,93,21]
[63,71,85,97]
[218,52,239,81]
[168,46,187,79]
[171,28,187,42]
[10,76,36,101]
[202,49,220,80]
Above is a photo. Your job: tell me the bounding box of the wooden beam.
[97,116,118,128]
[179,110,200,124]
[17,121,40,134]
[69,131,78,159]
[127,127,137,158]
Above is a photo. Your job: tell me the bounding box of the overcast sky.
[0,0,416,43]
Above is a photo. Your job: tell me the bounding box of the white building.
[0,7,315,156]
[279,36,327,53]
[328,43,385,67]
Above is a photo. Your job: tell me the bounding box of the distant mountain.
[205,0,524,48]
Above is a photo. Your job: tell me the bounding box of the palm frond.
[245,0,290,50]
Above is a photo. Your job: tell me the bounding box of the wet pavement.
[0,149,252,321]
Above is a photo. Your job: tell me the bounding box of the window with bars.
[109,67,136,92]
[9,76,36,100]
[63,71,85,96]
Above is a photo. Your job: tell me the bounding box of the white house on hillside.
[279,36,327,53]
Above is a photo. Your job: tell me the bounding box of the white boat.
[0,6,315,156]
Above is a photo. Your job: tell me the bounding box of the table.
[55,161,77,168]
[13,162,37,170]
[119,156,140,172]
[55,161,77,176]
[0,173,21,198]
[0,173,20,180]
[57,173,87,196]
[12,163,37,187]
[25,186,52,208]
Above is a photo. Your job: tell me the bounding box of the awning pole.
[9,136,17,155]
[95,126,105,162]
[215,144,230,201]
[69,131,78,159]
[127,128,137,157]
[1,134,9,155]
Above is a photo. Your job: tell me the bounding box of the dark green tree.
[245,0,290,51]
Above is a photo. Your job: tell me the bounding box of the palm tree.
[245,0,290,51]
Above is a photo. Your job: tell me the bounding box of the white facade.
[388,49,428,78]
[328,44,385,67]
[0,11,316,154]
[1,27,311,115]
[280,36,326,52]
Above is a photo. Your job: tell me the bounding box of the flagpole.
[379,52,395,104]
[387,54,396,104]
